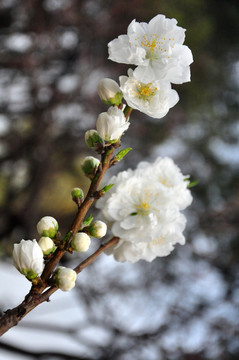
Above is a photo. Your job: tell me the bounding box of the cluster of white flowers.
[11,14,193,297]
[96,157,192,263]
[107,14,193,119]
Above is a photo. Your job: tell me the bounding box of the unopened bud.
[88,220,107,238]
[98,78,123,106]
[71,233,91,252]
[38,236,56,255]
[96,106,129,143]
[85,130,103,148]
[81,156,100,178]
[13,239,44,280]
[71,187,84,202]
[37,216,58,238]
[53,266,77,292]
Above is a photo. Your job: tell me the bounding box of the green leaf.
[115,147,132,162]
[187,180,199,188]
[130,212,138,216]
[101,184,114,194]
[82,214,94,228]
[63,231,72,243]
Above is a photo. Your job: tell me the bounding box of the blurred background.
[0,0,239,359]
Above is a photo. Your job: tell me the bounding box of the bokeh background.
[0,0,239,359]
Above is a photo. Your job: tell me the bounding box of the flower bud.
[88,220,107,238]
[96,106,129,143]
[98,78,123,106]
[71,232,91,252]
[85,130,103,148]
[13,239,44,280]
[37,216,58,238]
[71,187,84,202]
[81,156,100,177]
[38,236,56,255]
[54,266,77,292]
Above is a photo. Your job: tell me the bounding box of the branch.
[0,236,119,336]
[0,143,119,336]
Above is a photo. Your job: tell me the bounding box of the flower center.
[152,237,165,246]
[136,82,157,101]
[136,200,151,216]
[139,34,175,60]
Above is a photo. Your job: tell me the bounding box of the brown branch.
[0,237,119,336]
[40,145,115,284]
[0,144,119,336]
[74,236,119,274]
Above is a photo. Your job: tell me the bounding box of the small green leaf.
[187,180,199,188]
[115,147,132,162]
[101,184,114,194]
[130,212,138,216]
[63,231,72,243]
[82,214,94,228]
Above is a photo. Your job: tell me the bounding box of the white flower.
[88,220,107,238]
[71,233,91,252]
[96,106,129,142]
[98,78,123,105]
[37,216,58,238]
[106,231,186,263]
[13,239,44,279]
[136,157,192,210]
[108,14,193,84]
[38,236,56,255]
[54,266,77,292]
[96,156,192,262]
[120,69,179,118]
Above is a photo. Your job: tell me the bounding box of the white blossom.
[120,69,179,118]
[54,266,77,292]
[71,232,91,252]
[37,216,58,238]
[108,14,193,84]
[96,106,129,142]
[13,239,44,279]
[96,157,192,263]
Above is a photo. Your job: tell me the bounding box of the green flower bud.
[81,156,100,177]
[71,187,84,202]
[85,130,103,148]
[98,78,123,106]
